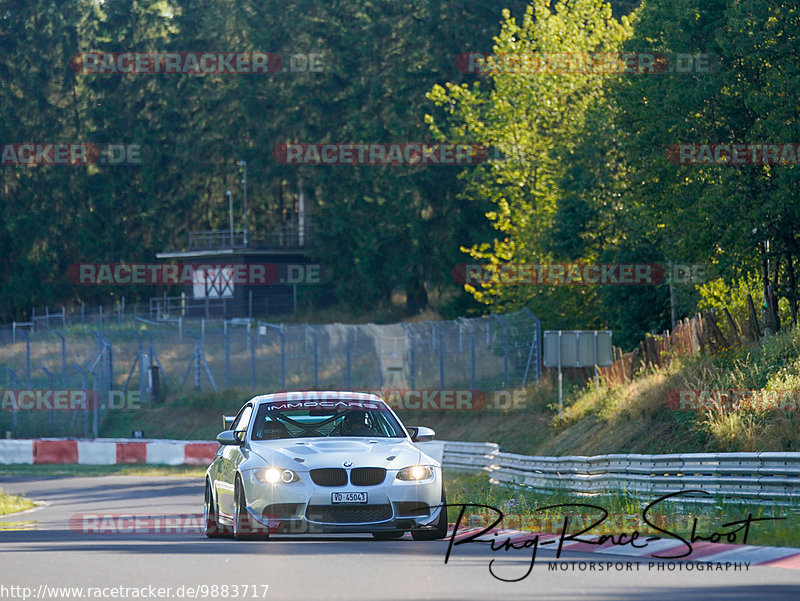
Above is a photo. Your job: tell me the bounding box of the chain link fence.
[0,308,541,438]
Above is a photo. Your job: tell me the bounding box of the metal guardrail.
[440,441,800,502]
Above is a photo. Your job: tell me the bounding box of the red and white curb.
[0,438,218,466]
[447,526,800,570]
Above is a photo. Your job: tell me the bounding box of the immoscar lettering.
[265,401,380,411]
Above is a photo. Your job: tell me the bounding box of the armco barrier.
[3,437,799,502]
[439,441,800,502]
[0,438,218,466]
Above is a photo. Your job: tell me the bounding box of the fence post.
[280,325,286,390]
[224,328,230,389]
[470,333,476,391]
[313,333,318,388]
[24,331,31,387]
[492,315,509,387]
[403,325,415,390]
[346,329,352,389]
[3,368,18,432]
[249,333,256,390]
[73,364,89,437]
[438,326,445,390]
[195,340,201,389]
[55,330,66,387]
[94,354,100,438]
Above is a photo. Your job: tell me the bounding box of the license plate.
[331,492,367,504]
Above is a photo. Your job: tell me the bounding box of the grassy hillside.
[71,326,800,454]
[420,328,800,454]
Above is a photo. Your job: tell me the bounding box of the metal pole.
[346,329,352,389]
[438,328,445,390]
[240,160,248,246]
[94,352,100,438]
[4,368,18,431]
[280,325,286,390]
[313,333,318,388]
[55,331,66,387]
[557,330,563,421]
[470,333,476,390]
[195,342,201,390]
[406,327,415,390]
[249,333,256,390]
[24,331,31,387]
[227,190,234,248]
[224,330,230,389]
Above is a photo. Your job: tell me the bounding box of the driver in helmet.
[340,411,379,436]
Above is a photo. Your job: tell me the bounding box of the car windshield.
[250,399,405,440]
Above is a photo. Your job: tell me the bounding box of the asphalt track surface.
[1,476,799,601]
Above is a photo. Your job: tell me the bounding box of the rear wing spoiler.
[223,415,235,430]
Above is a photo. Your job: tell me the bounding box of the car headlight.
[396,465,434,481]
[255,468,299,484]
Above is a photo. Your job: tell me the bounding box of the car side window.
[231,404,253,441]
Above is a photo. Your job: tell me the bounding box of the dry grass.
[0,489,35,516]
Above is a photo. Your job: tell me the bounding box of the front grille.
[350,467,386,486]
[310,468,347,487]
[306,504,393,524]
[263,504,302,519]
[395,501,431,516]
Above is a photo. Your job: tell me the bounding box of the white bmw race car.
[204,391,448,540]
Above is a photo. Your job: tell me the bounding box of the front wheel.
[411,486,448,541]
[233,478,268,541]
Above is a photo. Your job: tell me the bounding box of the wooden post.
[723,307,741,344]
[747,293,762,340]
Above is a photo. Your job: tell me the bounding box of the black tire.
[411,485,448,541]
[204,481,231,538]
[371,530,405,540]
[233,478,268,541]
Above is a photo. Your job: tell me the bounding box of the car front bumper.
[238,467,444,534]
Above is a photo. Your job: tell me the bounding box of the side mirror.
[223,415,235,430]
[216,430,243,446]
[409,426,435,443]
